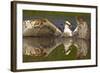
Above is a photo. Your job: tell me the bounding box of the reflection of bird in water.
[62,21,72,37]
[73,16,89,39]
[62,38,73,55]
[62,38,89,59]
[73,38,89,59]
[23,37,62,57]
[23,37,89,59]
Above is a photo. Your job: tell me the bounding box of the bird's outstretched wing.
[73,16,89,39]
[23,19,62,37]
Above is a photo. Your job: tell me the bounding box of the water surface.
[23,37,90,62]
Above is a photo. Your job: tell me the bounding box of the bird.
[23,19,73,38]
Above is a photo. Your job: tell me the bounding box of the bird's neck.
[65,25,70,28]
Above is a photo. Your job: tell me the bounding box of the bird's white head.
[65,21,71,26]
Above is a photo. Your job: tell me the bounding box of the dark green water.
[23,37,90,62]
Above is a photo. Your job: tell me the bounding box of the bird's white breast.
[63,25,72,37]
